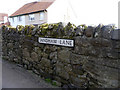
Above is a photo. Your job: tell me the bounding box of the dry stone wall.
[1,22,120,88]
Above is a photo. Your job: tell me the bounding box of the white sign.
[38,37,74,47]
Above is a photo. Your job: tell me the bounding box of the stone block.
[49,52,57,60]
[31,52,38,62]
[85,26,95,37]
[40,58,51,68]
[34,47,40,53]
[39,58,52,74]
[72,65,85,75]
[75,26,84,36]
[70,76,88,88]
[23,48,30,60]
[70,53,82,64]
[54,76,68,84]
[101,25,113,39]
[55,62,71,80]
[7,43,13,49]
[58,49,70,63]
[83,61,119,87]
[41,52,49,59]
[75,36,91,47]
[111,30,120,40]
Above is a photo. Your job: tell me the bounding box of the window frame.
[29,14,35,21]
[18,16,22,22]
[12,17,14,22]
[39,12,45,21]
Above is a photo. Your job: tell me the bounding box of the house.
[9,0,75,27]
[0,13,9,26]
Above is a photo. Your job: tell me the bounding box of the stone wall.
[1,23,120,88]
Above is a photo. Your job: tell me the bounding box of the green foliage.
[45,78,52,83]
[52,81,57,86]
[45,78,57,86]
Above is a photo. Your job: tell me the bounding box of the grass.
[45,78,57,86]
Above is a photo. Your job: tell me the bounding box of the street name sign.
[38,37,74,47]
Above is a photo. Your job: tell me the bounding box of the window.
[40,12,45,20]
[18,16,22,21]
[12,17,14,22]
[29,14,35,21]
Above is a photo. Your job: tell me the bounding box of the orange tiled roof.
[10,1,54,17]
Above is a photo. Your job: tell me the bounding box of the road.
[2,59,58,88]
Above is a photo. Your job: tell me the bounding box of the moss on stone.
[17,25,24,32]
[27,35,32,37]
[5,23,88,39]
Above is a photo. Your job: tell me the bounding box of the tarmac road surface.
[2,59,57,88]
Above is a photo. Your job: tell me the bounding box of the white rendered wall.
[4,16,8,23]
[9,16,25,27]
[47,0,75,24]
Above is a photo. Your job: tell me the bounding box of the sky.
[0,0,119,26]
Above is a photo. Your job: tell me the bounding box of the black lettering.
[50,40,55,43]
[65,41,72,46]
[63,40,65,45]
[40,39,43,42]
[60,40,62,44]
[54,40,57,43]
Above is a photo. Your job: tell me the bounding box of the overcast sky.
[0,0,119,26]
